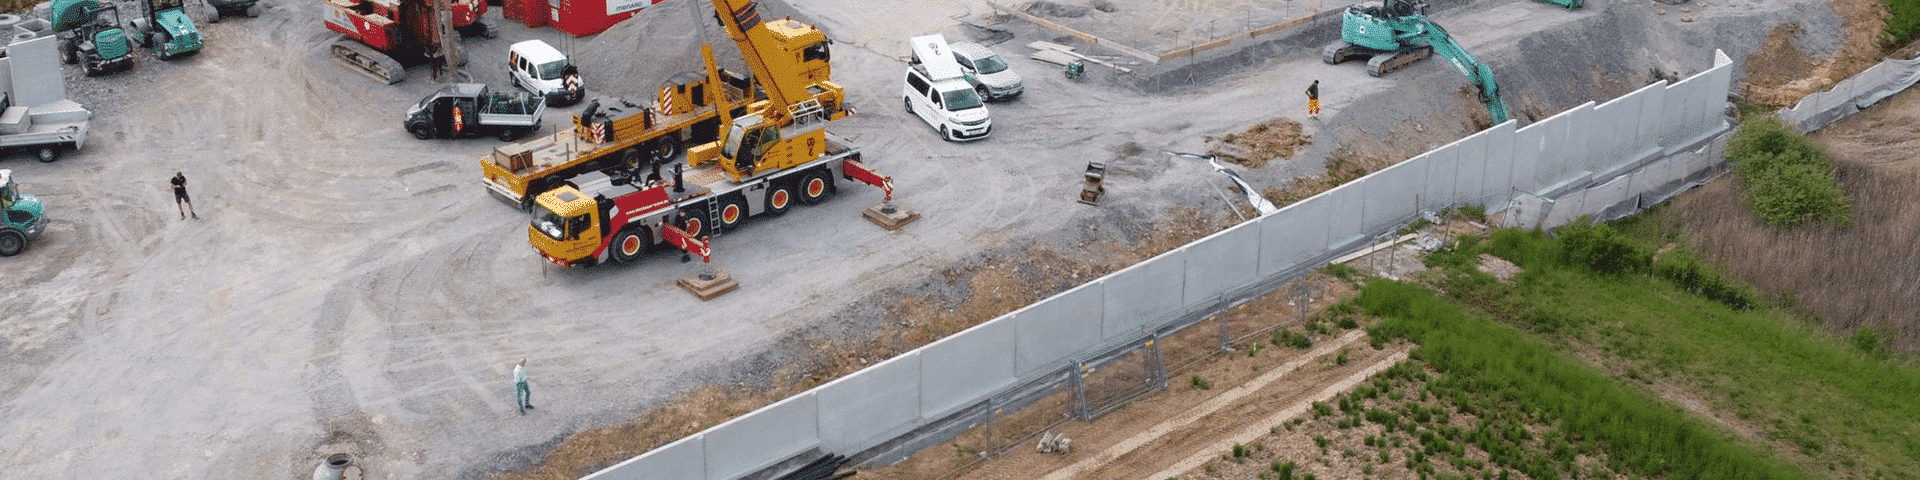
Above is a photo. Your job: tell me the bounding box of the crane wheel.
[765,180,794,216]
[798,168,834,205]
[651,135,682,164]
[611,227,651,264]
[716,194,748,232]
[677,205,709,238]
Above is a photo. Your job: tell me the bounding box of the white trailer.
[1,26,93,162]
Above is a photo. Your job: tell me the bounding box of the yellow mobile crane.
[686,0,854,181]
[526,0,897,268]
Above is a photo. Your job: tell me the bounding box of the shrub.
[1653,251,1753,310]
[1234,444,1251,459]
[1556,220,1652,275]
[1190,375,1213,390]
[1727,116,1850,227]
[1745,162,1851,226]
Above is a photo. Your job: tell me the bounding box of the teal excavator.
[1322,0,1509,125]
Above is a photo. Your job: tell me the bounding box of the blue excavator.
[1322,0,1509,125]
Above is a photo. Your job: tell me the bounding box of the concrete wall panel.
[1183,223,1262,307]
[1420,145,1459,210]
[581,435,706,480]
[1363,153,1425,231]
[703,393,820,480]
[1323,178,1368,248]
[1260,194,1332,275]
[1631,81,1668,156]
[1015,281,1107,376]
[1585,174,1633,217]
[1666,74,1704,144]
[920,318,1018,419]
[1450,133,1487,208]
[1590,96,1627,172]
[1511,121,1547,193]
[1104,251,1187,338]
[816,352,923,453]
[1544,103,1594,191]
[6,37,64,107]
[1479,121,1518,207]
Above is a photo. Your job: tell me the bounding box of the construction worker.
[171,172,198,220]
[1306,79,1321,120]
[514,358,534,414]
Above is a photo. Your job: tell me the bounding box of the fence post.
[1146,336,1168,391]
[1070,361,1090,421]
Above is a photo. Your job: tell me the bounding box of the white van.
[508,40,585,107]
[903,35,990,141]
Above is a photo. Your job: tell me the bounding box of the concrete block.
[1182,222,1261,309]
[1014,280,1105,377]
[919,317,1017,419]
[1104,250,1185,339]
[703,393,820,480]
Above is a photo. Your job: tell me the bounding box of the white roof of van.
[511,40,567,64]
[910,34,964,81]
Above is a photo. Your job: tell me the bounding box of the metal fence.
[580,49,1735,480]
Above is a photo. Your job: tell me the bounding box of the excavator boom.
[1417,22,1509,124]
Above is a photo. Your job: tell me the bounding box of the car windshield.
[941,88,983,111]
[532,204,568,240]
[973,54,1008,74]
[535,60,569,81]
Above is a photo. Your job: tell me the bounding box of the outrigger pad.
[863,203,920,231]
[677,269,739,301]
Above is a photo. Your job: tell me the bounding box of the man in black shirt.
[172,172,197,220]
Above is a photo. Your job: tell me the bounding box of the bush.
[1745,162,1851,227]
[1190,375,1213,390]
[1556,220,1652,276]
[1727,117,1850,227]
[1653,251,1753,310]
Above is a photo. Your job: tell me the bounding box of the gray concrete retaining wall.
[581,49,1735,480]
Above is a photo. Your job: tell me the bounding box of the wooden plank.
[1030,49,1079,66]
[1027,40,1074,53]
[986,0,1160,64]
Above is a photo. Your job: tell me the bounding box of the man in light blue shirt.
[515,359,534,414]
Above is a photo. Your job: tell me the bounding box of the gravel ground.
[0,0,1851,477]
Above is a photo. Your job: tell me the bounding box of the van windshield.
[973,55,1008,74]
[535,60,569,80]
[941,89,983,111]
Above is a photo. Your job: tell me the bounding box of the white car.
[949,41,1023,101]
[508,40,585,107]
[903,35,990,141]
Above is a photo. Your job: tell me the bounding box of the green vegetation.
[1888,0,1920,47]
[1393,221,1920,478]
[1189,375,1213,391]
[1727,116,1850,227]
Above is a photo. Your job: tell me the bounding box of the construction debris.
[1037,431,1074,454]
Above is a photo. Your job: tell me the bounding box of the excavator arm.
[1418,21,1509,125]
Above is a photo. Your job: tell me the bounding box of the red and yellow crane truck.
[526,0,896,268]
[479,44,759,211]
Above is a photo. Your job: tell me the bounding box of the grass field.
[1356,222,1920,479]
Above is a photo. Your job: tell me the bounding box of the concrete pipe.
[312,453,353,480]
[0,15,20,32]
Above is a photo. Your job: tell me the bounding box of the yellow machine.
[687,0,853,182]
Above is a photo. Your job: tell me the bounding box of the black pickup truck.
[404,83,545,141]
